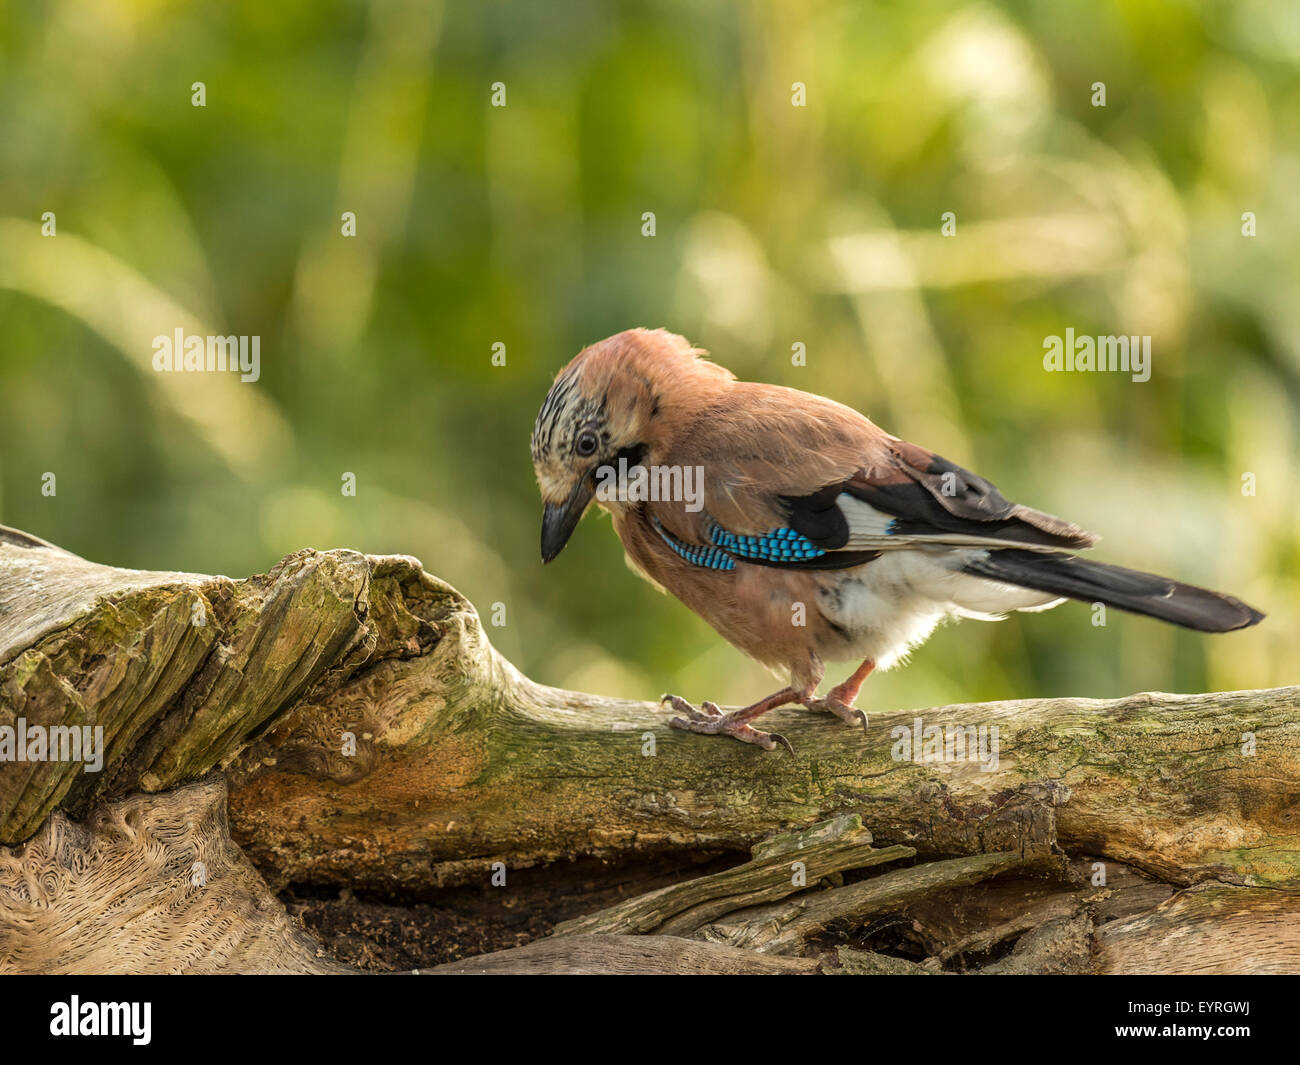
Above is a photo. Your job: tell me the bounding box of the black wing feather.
[848,441,1096,550]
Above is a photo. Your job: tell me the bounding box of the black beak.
[541,476,596,563]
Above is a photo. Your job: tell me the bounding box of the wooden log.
[2,525,1297,897]
[3,524,1299,976]
[423,934,822,975]
[1095,884,1300,975]
[910,857,1172,963]
[977,912,1095,975]
[695,850,1040,954]
[830,948,946,975]
[551,814,914,937]
[937,895,1083,963]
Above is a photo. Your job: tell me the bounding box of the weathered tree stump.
[1,524,1296,973]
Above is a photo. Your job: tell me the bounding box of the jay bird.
[531,328,1263,752]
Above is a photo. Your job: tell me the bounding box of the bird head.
[531,328,731,562]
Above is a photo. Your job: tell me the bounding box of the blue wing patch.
[652,518,736,570]
[651,516,829,570]
[706,520,828,562]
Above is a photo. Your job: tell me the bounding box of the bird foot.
[802,696,868,734]
[662,694,795,754]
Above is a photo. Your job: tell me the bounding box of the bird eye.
[575,430,599,457]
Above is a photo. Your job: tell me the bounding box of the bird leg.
[801,658,874,734]
[663,688,798,754]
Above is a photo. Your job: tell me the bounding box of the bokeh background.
[1,0,1296,711]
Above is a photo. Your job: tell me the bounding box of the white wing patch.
[835,493,1067,554]
[836,493,895,538]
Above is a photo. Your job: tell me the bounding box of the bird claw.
[665,696,793,753]
[805,697,869,735]
[769,732,796,756]
[846,707,869,735]
[661,694,721,722]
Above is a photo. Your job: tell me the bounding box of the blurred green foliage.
[1,0,1296,710]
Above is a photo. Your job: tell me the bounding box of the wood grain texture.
[1095,884,1300,974]
[696,850,1038,954]
[0,776,349,973]
[0,525,450,843]
[424,934,821,975]
[552,815,915,937]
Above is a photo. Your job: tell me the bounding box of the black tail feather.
[963,549,1264,633]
